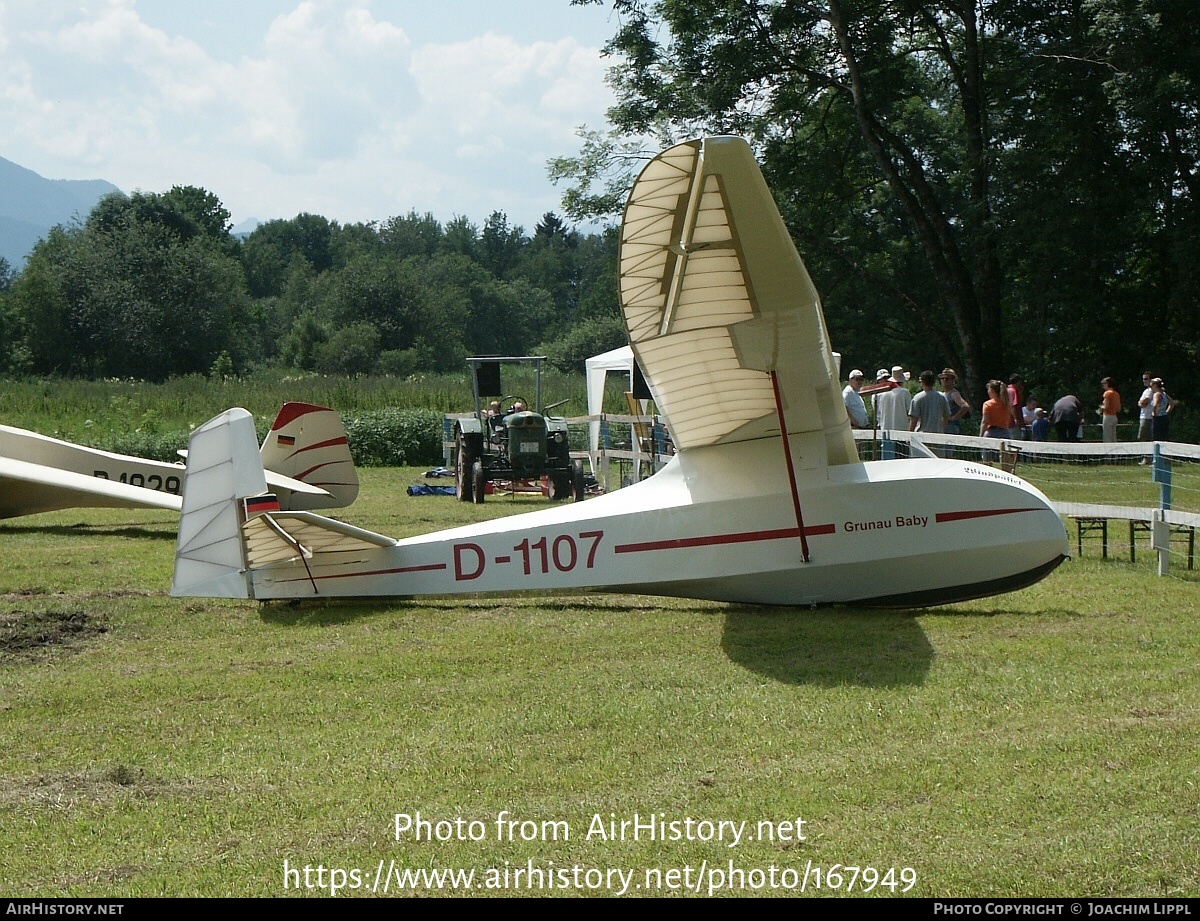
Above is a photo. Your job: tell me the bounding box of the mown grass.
[0,468,1197,897]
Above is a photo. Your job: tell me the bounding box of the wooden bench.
[1056,503,1197,569]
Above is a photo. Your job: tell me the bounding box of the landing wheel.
[571,459,586,502]
[472,460,486,504]
[455,433,475,502]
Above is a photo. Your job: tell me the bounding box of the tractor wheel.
[455,434,475,502]
[472,460,487,504]
[571,459,586,502]
[547,471,571,501]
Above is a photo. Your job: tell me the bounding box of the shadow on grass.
[720,605,934,687]
[0,522,175,541]
[928,606,1081,619]
[256,593,729,627]
[258,598,416,626]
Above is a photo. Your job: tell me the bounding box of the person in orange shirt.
[1100,377,1121,443]
[980,380,1016,438]
[979,380,1016,462]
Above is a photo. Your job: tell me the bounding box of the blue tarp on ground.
[407,484,456,496]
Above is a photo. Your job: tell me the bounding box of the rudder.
[260,402,359,510]
[172,408,266,599]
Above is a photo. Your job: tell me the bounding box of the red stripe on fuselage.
[614,524,835,554]
[935,507,1044,523]
[275,562,448,585]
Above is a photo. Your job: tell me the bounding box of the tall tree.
[478,211,525,279]
[9,190,247,380]
[564,0,1200,404]
[241,214,337,298]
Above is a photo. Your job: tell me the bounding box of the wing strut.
[770,370,810,563]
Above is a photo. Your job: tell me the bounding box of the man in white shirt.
[1137,371,1154,441]
[875,365,912,432]
[842,369,868,428]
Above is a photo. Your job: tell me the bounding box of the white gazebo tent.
[585,345,636,456]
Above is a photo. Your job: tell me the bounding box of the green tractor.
[453,356,585,504]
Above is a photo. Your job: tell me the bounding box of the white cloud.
[0,0,615,228]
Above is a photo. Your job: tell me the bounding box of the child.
[1031,408,1050,442]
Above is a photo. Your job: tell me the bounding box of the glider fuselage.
[242,439,1067,608]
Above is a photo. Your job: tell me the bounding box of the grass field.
[0,369,616,447]
[1,465,1197,898]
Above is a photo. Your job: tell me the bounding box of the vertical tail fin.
[260,402,359,510]
[171,408,266,599]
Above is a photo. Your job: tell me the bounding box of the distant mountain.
[232,217,260,238]
[0,157,122,269]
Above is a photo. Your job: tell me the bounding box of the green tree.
[241,213,337,298]
[0,255,22,372]
[478,211,525,278]
[9,190,248,380]
[162,185,234,242]
[324,254,426,354]
[442,215,479,258]
[563,0,1200,404]
[279,312,329,371]
[315,321,382,375]
[566,0,1012,397]
[378,211,443,257]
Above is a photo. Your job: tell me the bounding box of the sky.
[0,0,623,232]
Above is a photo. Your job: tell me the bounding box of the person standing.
[980,380,1016,462]
[938,368,971,435]
[842,369,868,428]
[1150,378,1173,441]
[980,380,1016,439]
[910,370,950,433]
[875,366,912,431]
[1051,394,1083,443]
[1100,377,1121,443]
[1137,372,1154,441]
[1007,375,1026,426]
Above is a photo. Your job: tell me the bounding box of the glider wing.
[619,136,856,467]
[0,454,182,519]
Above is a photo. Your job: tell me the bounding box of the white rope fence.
[854,430,1200,574]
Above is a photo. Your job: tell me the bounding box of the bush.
[342,408,442,467]
[85,410,444,469]
[314,322,381,375]
[541,313,627,373]
[100,429,191,463]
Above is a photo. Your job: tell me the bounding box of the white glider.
[171,137,1068,607]
[0,402,358,520]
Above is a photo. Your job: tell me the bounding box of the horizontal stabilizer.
[263,469,331,499]
[244,511,396,569]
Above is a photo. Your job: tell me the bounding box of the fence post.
[1152,510,1170,576]
[1151,442,1172,511]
